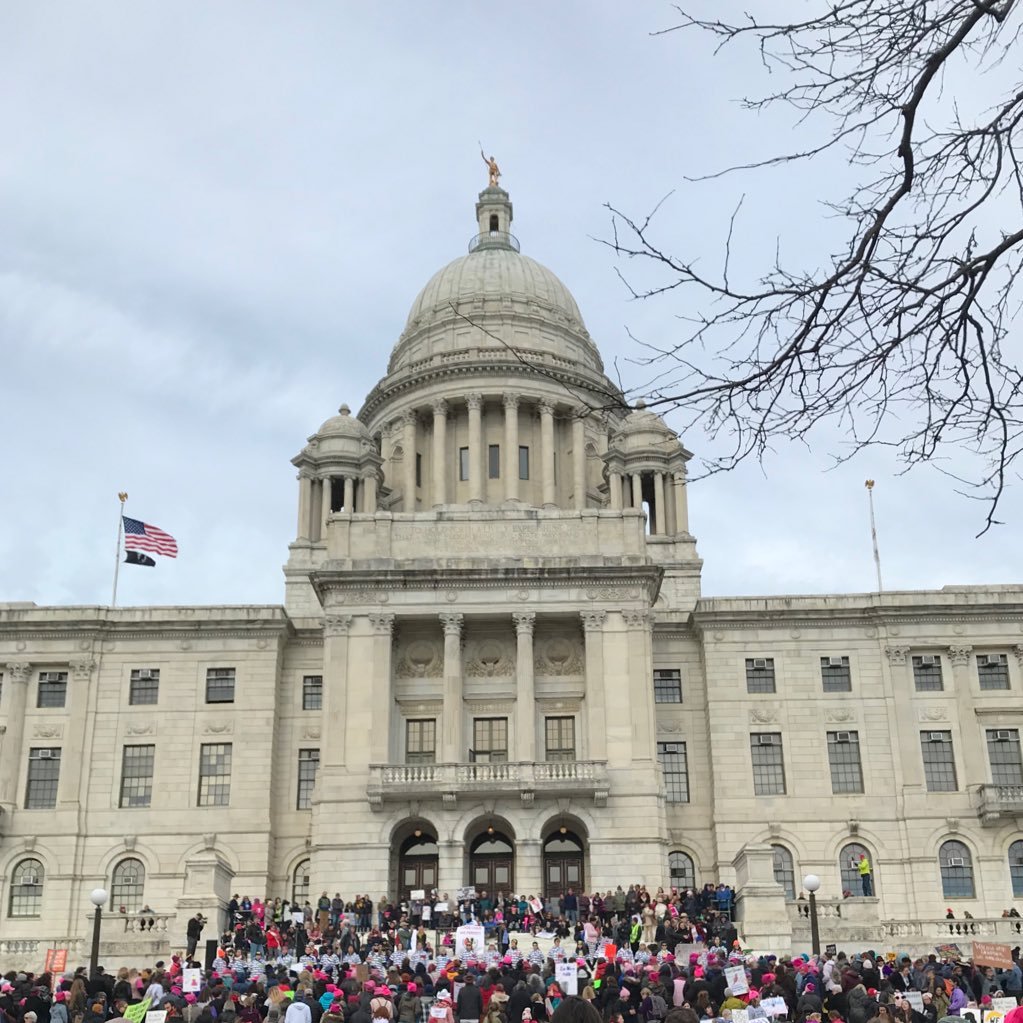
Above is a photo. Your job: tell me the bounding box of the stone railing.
[0,937,83,959]
[789,899,848,921]
[368,760,609,808]
[975,784,1023,823]
[118,913,174,934]
[881,917,1023,940]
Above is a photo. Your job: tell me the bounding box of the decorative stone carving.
[749,706,779,725]
[512,612,535,636]
[23,836,36,852]
[946,817,960,833]
[886,646,910,664]
[848,819,860,835]
[302,727,321,740]
[520,789,535,806]
[202,833,217,850]
[439,613,463,637]
[395,640,443,679]
[1015,645,1023,666]
[659,718,683,734]
[465,639,513,678]
[204,722,233,735]
[125,723,155,736]
[622,610,651,628]
[585,586,622,601]
[503,393,520,411]
[534,635,584,677]
[124,835,137,851]
[69,660,95,681]
[5,663,30,684]
[824,708,855,723]
[580,611,607,632]
[917,705,948,722]
[32,724,63,739]
[324,614,353,637]
[431,397,448,416]
[369,613,395,635]
[948,645,973,667]
[768,822,782,837]
[466,393,483,411]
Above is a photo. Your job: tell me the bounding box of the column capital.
[538,399,555,417]
[69,660,95,682]
[402,408,418,426]
[324,614,353,637]
[4,662,31,685]
[512,612,536,636]
[580,611,607,632]
[369,613,395,635]
[1014,645,1023,667]
[466,393,483,411]
[503,393,521,411]
[431,398,448,417]
[885,645,910,664]
[622,609,652,628]
[439,613,463,637]
[948,644,973,667]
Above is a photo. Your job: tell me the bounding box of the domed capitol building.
[2,179,1023,962]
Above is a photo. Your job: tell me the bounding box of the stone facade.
[2,183,1023,964]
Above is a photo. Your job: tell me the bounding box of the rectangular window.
[297,748,320,810]
[488,444,501,479]
[653,668,683,704]
[459,447,470,481]
[821,656,852,693]
[25,749,61,809]
[978,653,1010,691]
[205,667,235,704]
[987,728,1023,786]
[657,741,690,803]
[545,716,576,762]
[827,731,864,794]
[750,733,786,795]
[472,718,508,762]
[405,719,436,764]
[912,654,944,691]
[129,669,160,705]
[518,445,530,480]
[921,731,958,792]
[415,453,422,488]
[37,671,67,709]
[302,675,323,711]
[745,658,776,694]
[197,743,232,806]
[119,745,155,808]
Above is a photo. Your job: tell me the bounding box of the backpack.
[649,995,668,1020]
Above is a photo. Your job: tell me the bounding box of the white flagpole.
[865,480,883,593]
[111,492,128,607]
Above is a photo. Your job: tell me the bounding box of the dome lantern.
[470,185,518,253]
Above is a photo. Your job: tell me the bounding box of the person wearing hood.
[847,985,875,1023]
[946,988,968,1017]
[49,992,69,1023]
[796,983,823,1023]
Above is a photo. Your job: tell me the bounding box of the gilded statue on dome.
[480,148,501,187]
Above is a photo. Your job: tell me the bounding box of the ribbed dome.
[404,248,586,335]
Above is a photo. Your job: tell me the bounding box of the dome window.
[489,213,500,234]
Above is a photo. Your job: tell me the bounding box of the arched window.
[9,858,44,917]
[1010,841,1023,899]
[111,858,145,913]
[668,851,695,890]
[939,840,975,899]
[292,859,311,905]
[771,844,796,899]
[489,214,500,233]
[839,843,872,896]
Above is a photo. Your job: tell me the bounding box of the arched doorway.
[397,829,439,902]
[469,830,514,893]
[543,828,585,897]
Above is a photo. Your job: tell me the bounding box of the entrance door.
[542,831,585,898]
[469,833,514,894]
[398,833,438,902]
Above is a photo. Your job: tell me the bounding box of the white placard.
[991,1000,1017,1016]
[725,966,748,996]
[292,910,305,925]
[182,969,202,993]
[904,993,924,1012]
[430,1008,448,1020]
[732,1011,750,1023]
[434,901,449,913]
[146,1013,167,1023]
[555,962,578,996]
[761,997,788,1017]
[455,923,485,959]
[411,889,426,901]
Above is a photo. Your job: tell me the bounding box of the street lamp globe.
[89,888,108,908]
[803,874,821,893]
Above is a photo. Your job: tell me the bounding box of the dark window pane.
[912,655,944,691]
[129,669,159,705]
[459,447,470,482]
[111,857,145,913]
[119,745,155,808]
[746,659,776,694]
[473,718,508,762]
[302,675,323,711]
[406,719,436,764]
[979,654,1010,691]
[827,731,864,794]
[297,748,319,809]
[37,672,67,709]
[750,733,785,795]
[488,445,501,479]
[545,716,575,761]
[821,656,852,693]
[668,851,695,889]
[921,731,957,791]
[939,840,975,898]
[657,742,689,803]
[654,669,683,704]
[987,729,1023,786]
[8,858,44,917]
[198,743,232,806]
[519,446,529,480]
[205,668,235,704]
[772,845,796,899]
[25,749,61,809]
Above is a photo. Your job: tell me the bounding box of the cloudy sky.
[1,1,1019,608]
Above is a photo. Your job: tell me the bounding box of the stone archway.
[391,819,439,902]
[541,816,588,898]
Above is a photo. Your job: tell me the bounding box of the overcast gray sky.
[1,1,1019,608]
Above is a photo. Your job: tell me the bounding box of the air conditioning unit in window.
[752,658,769,670]
[994,730,1014,741]
[827,657,845,667]
[37,750,54,759]
[919,655,938,666]
[834,731,852,743]
[947,857,965,867]
[39,672,64,682]
[977,655,993,667]
[757,734,777,746]
[137,669,155,680]
[661,743,682,753]
[23,874,40,886]
[927,732,950,742]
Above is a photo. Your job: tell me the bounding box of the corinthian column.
[440,613,463,761]
[369,615,395,764]
[403,410,417,511]
[572,412,587,510]
[0,663,30,811]
[432,399,447,507]
[467,394,483,504]
[503,394,520,502]
[539,401,556,508]
[513,613,536,761]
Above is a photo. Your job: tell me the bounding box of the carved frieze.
[534,635,584,677]
[395,639,443,679]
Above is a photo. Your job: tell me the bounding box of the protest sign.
[434,901,449,913]
[984,1012,1006,1023]
[732,1012,749,1023]
[43,949,68,975]
[972,942,1013,969]
[455,923,485,959]
[991,999,1017,1015]
[124,1000,152,1023]
[935,943,963,960]
[430,1009,448,1020]
[455,886,477,901]
[601,943,618,961]
[905,993,924,1012]
[825,944,837,956]
[182,970,201,993]
[411,889,426,901]
[556,962,578,996]
[146,1013,167,1023]
[762,997,788,1017]
[725,966,749,996]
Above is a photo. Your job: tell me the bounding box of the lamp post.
[88,887,108,979]
[803,874,821,956]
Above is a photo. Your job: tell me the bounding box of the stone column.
[609,471,623,511]
[343,476,355,513]
[673,473,689,533]
[513,613,536,761]
[363,472,377,512]
[653,472,667,535]
[623,610,655,758]
[573,412,587,510]
[539,401,556,508]
[403,410,417,511]
[630,472,642,510]
[438,839,464,897]
[59,659,96,807]
[297,474,312,539]
[320,477,333,537]
[580,613,608,761]
[949,645,987,784]
[440,613,463,761]
[883,645,924,791]
[369,615,395,764]
[467,394,484,504]
[0,662,30,811]
[432,399,447,507]
[516,839,543,898]
[322,615,352,767]
[503,394,520,502]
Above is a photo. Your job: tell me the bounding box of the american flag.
[122,516,178,558]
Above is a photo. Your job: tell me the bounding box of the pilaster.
[369,615,396,764]
[0,662,30,811]
[503,394,520,503]
[513,612,536,761]
[322,615,352,768]
[432,399,447,507]
[580,613,607,762]
[440,613,464,761]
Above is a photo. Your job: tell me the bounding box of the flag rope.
[111,492,128,607]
